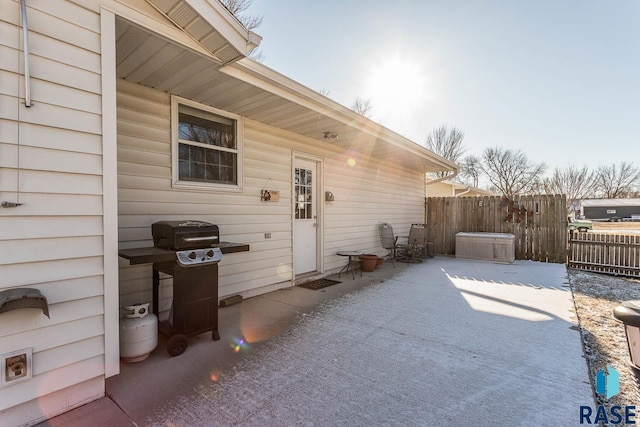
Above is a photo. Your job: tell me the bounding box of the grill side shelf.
[216,242,250,254]
[119,242,250,265]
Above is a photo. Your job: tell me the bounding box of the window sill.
[172,180,243,193]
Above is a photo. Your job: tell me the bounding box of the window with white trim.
[172,97,242,189]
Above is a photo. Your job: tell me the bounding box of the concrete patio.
[40,256,594,426]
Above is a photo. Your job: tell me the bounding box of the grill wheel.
[167,334,188,357]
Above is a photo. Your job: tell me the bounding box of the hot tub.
[455,232,515,263]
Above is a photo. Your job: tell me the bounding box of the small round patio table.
[337,251,363,280]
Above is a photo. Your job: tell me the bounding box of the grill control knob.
[175,248,222,266]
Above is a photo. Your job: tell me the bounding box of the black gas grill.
[151,220,223,356]
[118,221,250,357]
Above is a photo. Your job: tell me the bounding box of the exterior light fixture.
[323,132,339,141]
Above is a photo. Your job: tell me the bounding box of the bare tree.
[594,162,640,198]
[543,164,596,214]
[220,0,264,61]
[459,155,482,188]
[318,88,331,97]
[481,147,546,197]
[351,97,373,118]
[221,0,262,29]
[425,125,465,178]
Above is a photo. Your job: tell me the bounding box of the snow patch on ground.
[570,269,640,414]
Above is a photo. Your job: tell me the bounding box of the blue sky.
[248,0,640,173]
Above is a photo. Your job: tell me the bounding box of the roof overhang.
[220,59,457,173]
[114,1,457,174]
[145,0,262,64]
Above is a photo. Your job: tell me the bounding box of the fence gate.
[425,194,567,264]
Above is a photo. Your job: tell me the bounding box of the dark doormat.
[298,278,341,290]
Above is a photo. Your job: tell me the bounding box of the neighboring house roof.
[426,179,496,197]
[449,181,495,196]
[581,198,640,207]
[116,2,457,174]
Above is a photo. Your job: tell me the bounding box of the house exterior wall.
[116,79,426,316]
[426,181,455,197]
[1,1,435,424]
[426,181,494,198]
[0,0,107,423]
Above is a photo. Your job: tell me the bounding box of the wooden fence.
[425,194,567,263]
[568,232,640,277]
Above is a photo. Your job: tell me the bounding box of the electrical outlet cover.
[1,348,32,387]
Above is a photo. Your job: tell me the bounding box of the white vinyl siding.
[117,79,426,316]
[323,161,425,271]
[0,0,106,420]
[117,80,293,312]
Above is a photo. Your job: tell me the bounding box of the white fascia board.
[222,59,457,172]
[185,0,261,54]
[248,30,263,51]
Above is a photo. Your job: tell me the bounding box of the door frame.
[292,152,324,277]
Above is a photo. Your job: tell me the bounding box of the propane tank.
[119,303,158,363]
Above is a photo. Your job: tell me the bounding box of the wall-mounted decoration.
[500,197,533,224]
[261,189,279,202]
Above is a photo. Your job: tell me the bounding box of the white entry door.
[294,158,318,275]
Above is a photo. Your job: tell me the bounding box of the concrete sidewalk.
[40,257,594,426]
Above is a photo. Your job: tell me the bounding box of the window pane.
[179,159,189,178]
[178,144,189,160]
[191,146,204,162]
[294,167,313,219]
[194,162,205,180]
[176,103,239,186]
[205,165,219,181]
[178,105,236,149]
[205,149,220,165]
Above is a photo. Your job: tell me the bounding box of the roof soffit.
[145,0,262,65]
[221,59,458,173]
[112,12,454,174]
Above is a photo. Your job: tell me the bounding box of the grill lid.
[152,220,220,250]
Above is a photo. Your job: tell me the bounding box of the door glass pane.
[295,168,312,219]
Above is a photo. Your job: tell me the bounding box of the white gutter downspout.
[20,0,32,107]
[456,187,472,197]
[2,0,29,208]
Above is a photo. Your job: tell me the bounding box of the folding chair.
[378,223,399,267]
[397,224,432,263]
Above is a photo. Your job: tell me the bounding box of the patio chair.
[397,223,432,263]
[416,223,434,258]
[378,223,399,268]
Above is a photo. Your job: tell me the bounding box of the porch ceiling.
[115,18,457,174]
